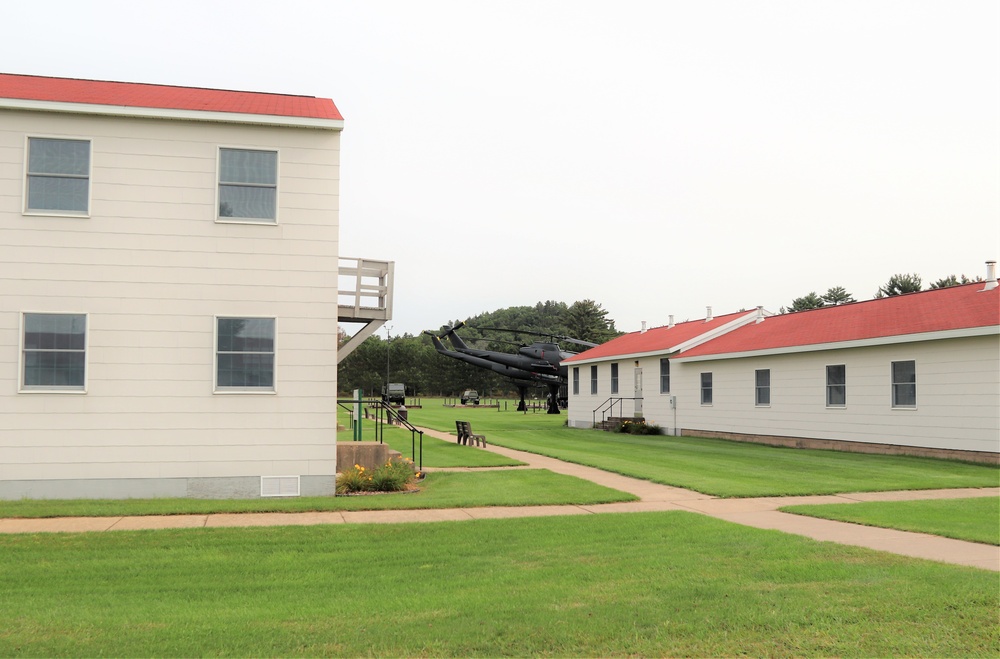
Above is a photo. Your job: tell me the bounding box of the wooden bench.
[455,420,486,447]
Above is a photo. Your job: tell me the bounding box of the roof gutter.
[0,98,344,130]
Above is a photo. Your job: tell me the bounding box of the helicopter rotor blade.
[466,337,522,349]
[471,326,598,348]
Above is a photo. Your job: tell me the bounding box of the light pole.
[384,325,393,392]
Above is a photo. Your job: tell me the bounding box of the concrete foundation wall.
[0,475,336,500]
[682,429,1000,465]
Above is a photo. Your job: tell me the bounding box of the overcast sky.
[4,1,997,337]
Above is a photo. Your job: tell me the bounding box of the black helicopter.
[425,322,598,414]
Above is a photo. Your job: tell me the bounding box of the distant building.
[0,73,346,499]
[565,267,999,463]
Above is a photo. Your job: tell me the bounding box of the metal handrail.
[338,397,424,472]
[592,397,642,428]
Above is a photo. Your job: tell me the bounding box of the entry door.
[633,367,643,417]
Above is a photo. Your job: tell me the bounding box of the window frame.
[659,358,671,394]
[572,367,579,395]
[700,372,713,405]
[755,368,770,407]
[216,146,279,224]
[23,136,92,217]
[891,360,916,409]
[19,311,88,393]
[610,362,619,394]
[214,316,277,394]
[590,365,598,395]
[826,364,846,408]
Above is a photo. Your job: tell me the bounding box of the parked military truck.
[382,382,406,405]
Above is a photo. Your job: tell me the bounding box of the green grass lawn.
[1,512,996,657]
[0,470,635,518]
[410,401,1000,497]
[781,497,1000,546]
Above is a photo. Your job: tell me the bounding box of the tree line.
[338,299,620,397]
[782,271,984,313]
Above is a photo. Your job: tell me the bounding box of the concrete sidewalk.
[1,427,997,572]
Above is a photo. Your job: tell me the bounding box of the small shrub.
[337,458,418,495]
[613,420,664,436]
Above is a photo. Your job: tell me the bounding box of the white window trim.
[215,146,280,225]
[825,364,847,408]
[610,362,619,395]
[700,372,713,406]
[18,311,89,394]
[659,358,671,394]
[754,368,770,408]
[890,359,917,410]
[22,135,93,218]
[213,315,278,394]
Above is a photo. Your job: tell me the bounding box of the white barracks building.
[566,272,1000,464]
[0,73,349,499]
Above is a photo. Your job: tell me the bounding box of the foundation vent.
[261,475,301,497]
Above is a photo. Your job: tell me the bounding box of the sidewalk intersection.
[1,427,997,572]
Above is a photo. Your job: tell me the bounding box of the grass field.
[1,512,996,657]
[0,469,635,518]
[782,496,1000,545]
[407,401,1000,497]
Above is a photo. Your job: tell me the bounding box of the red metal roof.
[679,283,999,359]
[0,73,342,121]
[564,311,751,362]
[567,284,999,363]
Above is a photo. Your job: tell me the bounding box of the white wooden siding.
[0,108,341,493]
[568,334,999,454]
[672,336,999,453]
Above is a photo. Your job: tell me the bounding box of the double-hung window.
[572,367,579,395]
[826,365,846,407]
[891,360,916,408]
[700,372,713,405]
[659,358,671,394]
[218,148,278,222]
[610,363,619,394]
[26,137,91,214]
[755,369,770,406]
[216,317,276,391]
[21,313,87,391]
[590,365,598,395]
